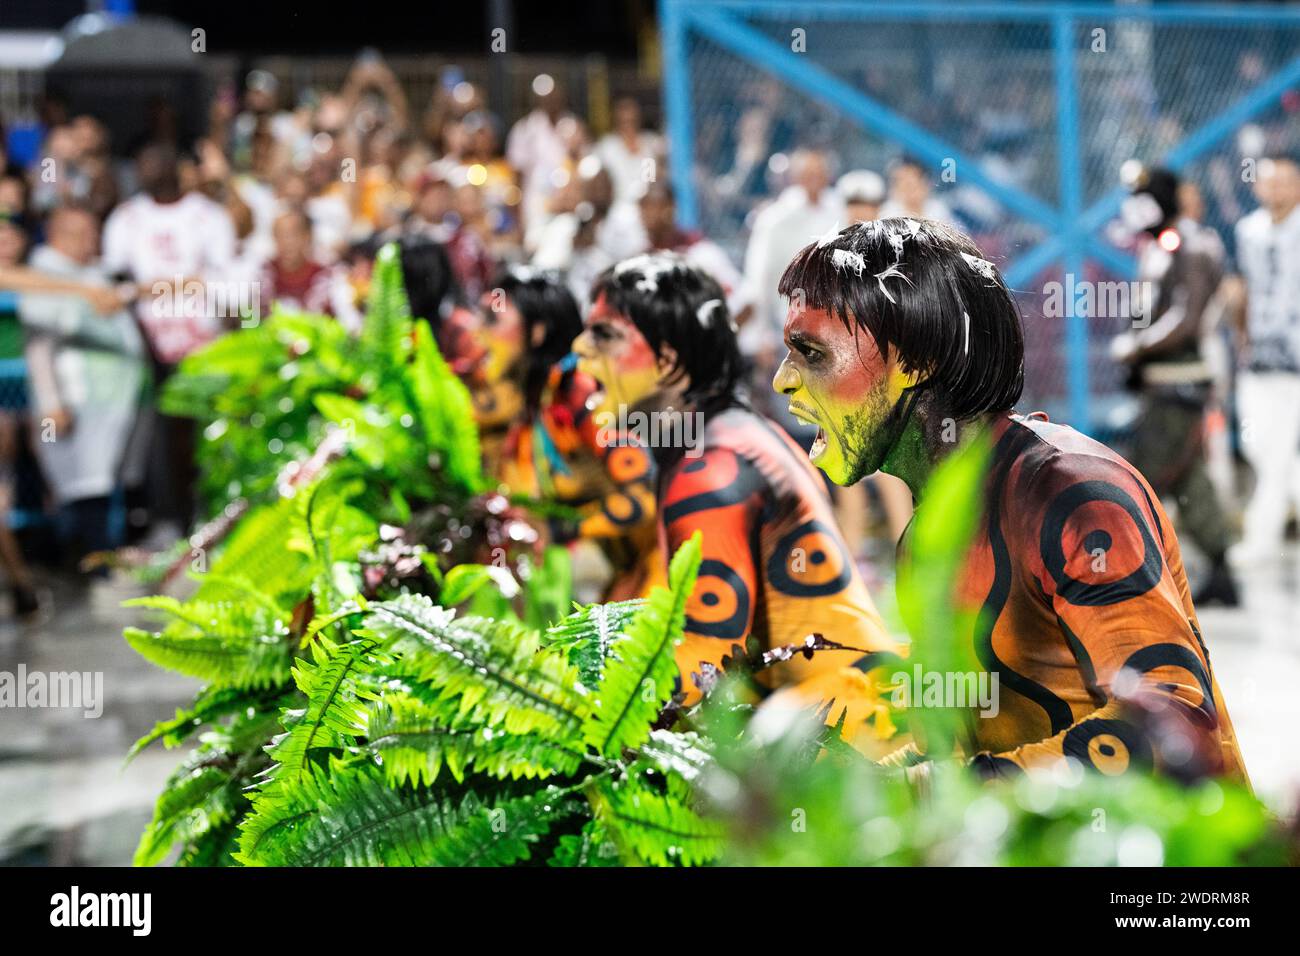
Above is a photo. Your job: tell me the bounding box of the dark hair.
[398,237,461,328]
[640,181,675,205]
[889,155,927,176]
[778,217,1024,421]
[1134,166,1180,225]
[494,265,584,415]
[591,252,743,415]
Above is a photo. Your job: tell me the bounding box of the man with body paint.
[773,218,1248,783]
[573,252,904,752]
[443,266,659,600]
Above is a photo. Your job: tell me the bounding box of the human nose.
[572,328,594,358]
[772,355,800,395]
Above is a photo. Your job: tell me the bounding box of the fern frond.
[266,637,383,780]
[128,684,291,760]
[593,778,723,867]
[548,820,619,867]
[363,594,589,741]
[362,691,585,787]
[545,598,645,687]
[635,729,714,785]
[123,598,293,689]
[361,242,413,367]
[237,762,577,866]
[134,708,281,866]
[407,318,483,494]
[582,534,701,757]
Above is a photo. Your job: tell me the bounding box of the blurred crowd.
[0,50,1297,623]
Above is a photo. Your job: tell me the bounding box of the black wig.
[493,265,585,415]
[590,252,745,416]
[398,237,461,331]
[778,217,1024,421]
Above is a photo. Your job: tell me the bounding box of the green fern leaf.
[362,595,589,741]
[123,597,293,689]
[362,691,585,786]
[548,820,619,867]
[128,684,291,760]
[266,637,382,780]
[582,534,701,757]
[545,598,645,687]
[593,778,723,867]
[237,762,577,866]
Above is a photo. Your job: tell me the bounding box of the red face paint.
[773,304,906,485]
[573,292,661,417]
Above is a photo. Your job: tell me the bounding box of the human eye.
[794,338,824,364]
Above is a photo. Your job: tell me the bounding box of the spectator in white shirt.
[103,143,239,365]
[595,97,664,208]
[507,79,578,249]
[1231,154,1300,567]
[640,181,751,326]
[102,142,239,545]
[741,148,843,363]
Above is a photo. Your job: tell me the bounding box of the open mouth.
[808,426,828,461]
[788,405,828,462]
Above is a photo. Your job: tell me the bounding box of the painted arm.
[972,456,1232,779]
[660,447,766,702]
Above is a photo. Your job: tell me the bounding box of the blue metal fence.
[660,0,1300,430]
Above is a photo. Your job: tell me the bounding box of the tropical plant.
[127,243,727,866]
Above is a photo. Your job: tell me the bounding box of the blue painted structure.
[659,0,1300,431]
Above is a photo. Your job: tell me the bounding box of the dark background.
[0,0,650,56]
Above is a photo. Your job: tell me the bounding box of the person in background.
[1230,154,1300,568]
[531,160,624,305]
[595,97,664,210]
[445,180,497,303]
[402,169,455,244]
[397,236,462,336]
[0,214,40,617]
[229,70,299,172]
[1111,166,1240,606]
[102,142,238,546]
[508,78,578,251]
[639,181,752,326]
[741,148,842,375]
[837,169,886,225]
[879,156,954,223]
[258,209,335,318]
[19,205,146,565]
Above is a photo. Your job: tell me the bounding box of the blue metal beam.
[1053,11,1090,431]
[684,1,1300,26]
[686,5,1065,233]
[660,0,700,228]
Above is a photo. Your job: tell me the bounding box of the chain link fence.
[663,1,1300,427]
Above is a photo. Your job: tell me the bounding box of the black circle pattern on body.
[1039,479,1162,606]
[766,519,852,597]
[1062,716,1152,775]
[687,558,751,640]
[1122,642,1218,723]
